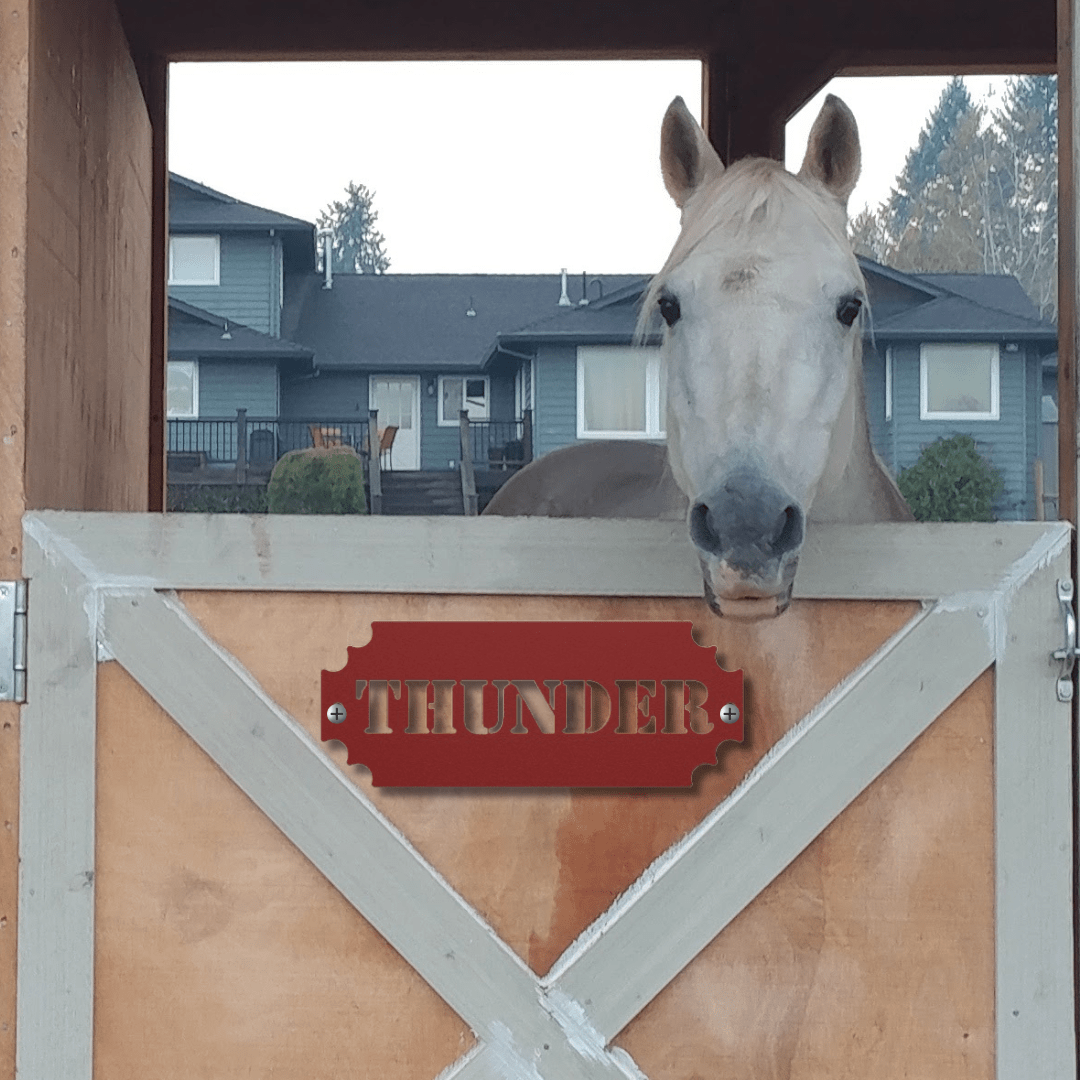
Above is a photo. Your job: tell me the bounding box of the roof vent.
[220,318,232,341]
[558,268,572,307]
[466,296,476,317]
[579,271,589,306]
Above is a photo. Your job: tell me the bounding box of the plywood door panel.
[179,592,920,976]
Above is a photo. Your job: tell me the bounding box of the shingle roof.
[282,272,644,371]
[169,174,317,273]
[168,298,314,362]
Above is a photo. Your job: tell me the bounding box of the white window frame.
[438,375,490,426]
[166,360,199,418]
[576,345,665,440]
[884,346,893,422]
[168,235,220,286]
[919,343,1000,421]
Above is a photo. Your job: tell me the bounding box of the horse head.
[646,94,882,617]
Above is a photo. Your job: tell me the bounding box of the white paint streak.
[484,1022,545,1080]
[541,988,648,1079]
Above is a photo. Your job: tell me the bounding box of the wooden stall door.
[17,514,1075,1080]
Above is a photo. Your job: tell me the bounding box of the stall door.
[370,376,420,470]
[15,513,1075,1080]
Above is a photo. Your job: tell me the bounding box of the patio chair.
[378,425,398,470]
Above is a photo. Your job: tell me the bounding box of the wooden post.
[1059,0,1078,529]
[1035,458,1046,521]
[459,410,478,516]
[234,409,247,484]
[367,409,382,515]
[522,408,533,464]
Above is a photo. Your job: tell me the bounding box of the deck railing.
[464,411,533,470]
[167,411,372,483]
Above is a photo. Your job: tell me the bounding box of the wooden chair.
[309,424,343,449]
[378,425,398,470]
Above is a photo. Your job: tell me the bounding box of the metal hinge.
[0,581,27,703]
[1053,579,1079,702]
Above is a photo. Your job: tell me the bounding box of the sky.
[168,62,1011,276]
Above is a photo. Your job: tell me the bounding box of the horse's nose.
[690,473,805,573]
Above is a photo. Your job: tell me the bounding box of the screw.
[326,702,347,724]
[720,703,740,724]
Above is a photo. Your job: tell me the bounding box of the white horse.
[486,95,911,616]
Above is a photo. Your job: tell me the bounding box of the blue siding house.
[167,173,1057,519]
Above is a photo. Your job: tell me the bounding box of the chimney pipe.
[319,229,333,290]
[558,268,572,307]
[578,270,589,306]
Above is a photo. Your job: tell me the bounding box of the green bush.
[167,485,269,513]
[267,448,367,514]
[897,434,1004,522]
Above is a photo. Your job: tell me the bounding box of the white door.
[370,376,420,471]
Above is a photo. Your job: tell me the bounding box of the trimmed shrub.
[267,447,367,514]
[897,434,1004,522]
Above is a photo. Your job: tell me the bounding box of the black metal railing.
[466,412,533,470]
[167,411,372,480]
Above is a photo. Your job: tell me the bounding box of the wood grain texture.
[614,673,996,1080]
[0,5,28,1075]
[24,0,151,513]
[93,661,475,1080]
[180,592,919,978]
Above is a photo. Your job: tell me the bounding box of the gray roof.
[282,272,644,371]
[168,298,313,363]
[169,174,317,273]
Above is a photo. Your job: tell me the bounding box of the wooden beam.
[1059,0,1078,527]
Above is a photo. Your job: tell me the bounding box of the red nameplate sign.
[321,621,743,787]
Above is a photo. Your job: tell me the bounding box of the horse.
[485,94,912,617]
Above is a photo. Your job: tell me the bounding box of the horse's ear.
[798,94,861,209]
[661,97,725,209]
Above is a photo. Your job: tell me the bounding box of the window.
[168,235,220,285]
[167,360,198,417]
[577,346,665,438]
[439,376,490,425]
[920,343,1000,420]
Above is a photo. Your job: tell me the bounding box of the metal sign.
[321,621,743,786]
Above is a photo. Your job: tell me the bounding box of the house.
[167,173,1057,519]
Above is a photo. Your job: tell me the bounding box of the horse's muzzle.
[689,471,804,618]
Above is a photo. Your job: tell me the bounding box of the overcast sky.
[168,62,1009,276]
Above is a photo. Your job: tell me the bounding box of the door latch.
[1053,579,1079,702]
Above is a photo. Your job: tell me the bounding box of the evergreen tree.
[317,181,390,274]
[849,75,1058,320]
[887,77,977,234]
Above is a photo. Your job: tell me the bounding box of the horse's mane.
[636,157,863,342]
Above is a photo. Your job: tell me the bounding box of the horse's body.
[486,95,911,616]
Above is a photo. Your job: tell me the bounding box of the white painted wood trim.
[17,531,99,1080]
[993,544,1075,1078]
[99,588,641,1080]
[22,512,1072,600]
[545,603,994,1039]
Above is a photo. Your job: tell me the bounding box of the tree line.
[849,75,1058,321]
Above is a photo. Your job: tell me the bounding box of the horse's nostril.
[689,502,723,555]
[770,505,803,555]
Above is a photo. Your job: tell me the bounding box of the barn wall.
[23,0,152,513]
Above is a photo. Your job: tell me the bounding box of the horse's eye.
[836,296,863,327]
[658,295,681,327]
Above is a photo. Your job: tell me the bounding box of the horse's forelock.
[635,157,861,343]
